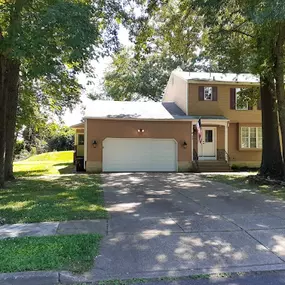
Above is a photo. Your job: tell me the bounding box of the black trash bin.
[76,157,85,172]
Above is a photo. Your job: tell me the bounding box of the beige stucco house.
[72,70,262,172]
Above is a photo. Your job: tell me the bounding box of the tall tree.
[0,0,125,187]
[97,47,195,101]
[197,0,285,178]
[131,0,285,179]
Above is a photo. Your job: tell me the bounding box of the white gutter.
[83,116,230,122]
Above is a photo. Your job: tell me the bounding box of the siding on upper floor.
[188,83,261,123]
[164,74,188,113]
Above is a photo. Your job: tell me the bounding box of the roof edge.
[70,122,85,129]
[188,79,260,86]
[84,116,229,122]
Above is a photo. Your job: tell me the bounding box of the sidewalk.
[0,219,107,239]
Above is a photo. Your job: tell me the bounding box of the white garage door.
[103,138,177,172]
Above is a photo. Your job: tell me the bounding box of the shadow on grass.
[14,163,75,177]
[0,174,108,224]
[55,163,75,174]
[15,169,48,177]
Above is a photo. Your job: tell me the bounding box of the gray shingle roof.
[174,71,259,84]
[84,101,182,120]
[82,100,228,121]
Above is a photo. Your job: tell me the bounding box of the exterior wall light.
[92,140,98,148]
[182,141,188,149]
[137,129,145,133]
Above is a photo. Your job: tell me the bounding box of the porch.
[192,117,231,172]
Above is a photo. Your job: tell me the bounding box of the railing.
[193,149,199,171]
[217,149,231,163]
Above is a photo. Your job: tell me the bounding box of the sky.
[62,26,131,126]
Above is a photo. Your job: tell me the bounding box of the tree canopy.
[96,47,195,101]
[0,0,128,187]
[126,0,285,178]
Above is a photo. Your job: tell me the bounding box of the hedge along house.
[72,70,262,172]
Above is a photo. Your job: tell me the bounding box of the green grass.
[207,173,285,200]
[25,151,73,162]
[0,151,108,223]
[14,151,74,176]
[0,234,102,273]
[206,174,255,189]
[0,174,108,224]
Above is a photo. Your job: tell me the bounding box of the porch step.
[197,161,232,172]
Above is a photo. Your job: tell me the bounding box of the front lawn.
[14,151,74,176]
[0,151,108,223]
[0,234,101,273]
[206,173,285,200]
[0,175,108,224]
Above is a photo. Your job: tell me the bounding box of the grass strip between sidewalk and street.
[0,234,102,273]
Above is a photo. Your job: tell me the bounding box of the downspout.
[84,119,87,170]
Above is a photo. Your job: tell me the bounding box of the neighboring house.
[72,70,261,172]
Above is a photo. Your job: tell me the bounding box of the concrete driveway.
[92,173,285,280]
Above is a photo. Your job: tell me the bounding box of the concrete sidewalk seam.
[0,219,108,239]
[168,216,186,233]
[221,213,285,264]
[176,189,214,215]
[244,229,285,263]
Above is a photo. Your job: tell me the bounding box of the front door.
[198,127,216,160]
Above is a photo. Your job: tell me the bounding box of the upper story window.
[199,86,218,101]
[241,127,262,149]
[204,87,213,100]
[236,88,249,110]
[230,88,253,110]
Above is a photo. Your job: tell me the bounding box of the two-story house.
[72,69,261,172]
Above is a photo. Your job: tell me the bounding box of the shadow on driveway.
[91,173,285,280]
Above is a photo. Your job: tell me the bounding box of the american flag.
[196,118,202,144]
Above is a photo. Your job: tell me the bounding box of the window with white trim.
[241,127,262,149]
[236,88,248,110]
[78,134,84,145]
[204,87,213,100]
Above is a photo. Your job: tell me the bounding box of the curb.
[0,271,59,285]
[0,271,93,285]
[3,264,285,284]
[59,271,92,284]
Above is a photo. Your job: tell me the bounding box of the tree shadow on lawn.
[0,175,108,224]
[15,163,75,177]
[55,163,76,174]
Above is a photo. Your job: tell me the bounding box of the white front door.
[198,127,216,160]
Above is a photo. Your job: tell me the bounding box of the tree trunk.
[259,75,284,178]
[0,55,8,188]
[274,23,285,177]
[4,60,20,181]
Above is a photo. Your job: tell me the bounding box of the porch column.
[225,122,229,161]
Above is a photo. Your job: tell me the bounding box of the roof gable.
[173,70,259,85]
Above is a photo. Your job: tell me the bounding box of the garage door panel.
[149,140,176,171]
[103,138,177,172]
